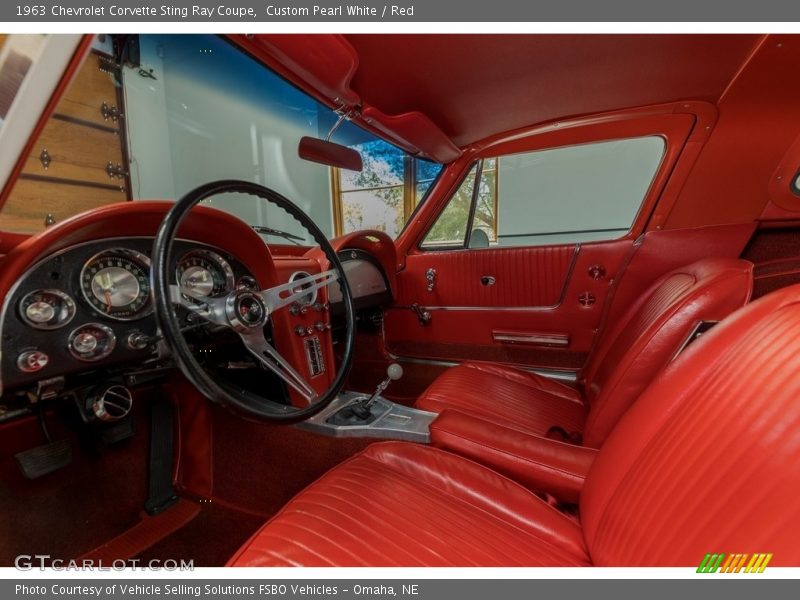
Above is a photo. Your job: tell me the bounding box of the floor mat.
[136,501,265,567]
[207,403,375,517]
[0,400,151,565]
[81,499,200,562]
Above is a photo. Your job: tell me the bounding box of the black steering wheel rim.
[151,179,356,422]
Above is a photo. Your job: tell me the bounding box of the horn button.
[226,291,268,331]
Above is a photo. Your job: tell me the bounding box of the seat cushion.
[415,361,586,439]
[228,442,591,567]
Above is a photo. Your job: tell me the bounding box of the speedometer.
[80,249,152,321]
[176,249,234,302]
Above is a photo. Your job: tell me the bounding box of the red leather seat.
[416,258,753,448]
[230,285,800,566]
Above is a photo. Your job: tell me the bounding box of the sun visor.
[361,106,462,164]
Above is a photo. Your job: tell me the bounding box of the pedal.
[100,418,135,445]
[15,439,72,479]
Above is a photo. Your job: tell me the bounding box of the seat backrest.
[581,285,800,566]
[580,257,753,447]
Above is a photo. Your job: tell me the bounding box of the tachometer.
[177,249,235,302]
[80,249,152,321]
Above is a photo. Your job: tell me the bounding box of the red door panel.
[395,245,577,308]
[384,240,633,371]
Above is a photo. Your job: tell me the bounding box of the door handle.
[410,303,432,326]
[481,275,496,286]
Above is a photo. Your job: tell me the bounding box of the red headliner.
[342,34,760,147]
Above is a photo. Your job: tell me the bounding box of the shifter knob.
[387,363,403,381]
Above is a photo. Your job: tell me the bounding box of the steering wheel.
[151,180,356,422]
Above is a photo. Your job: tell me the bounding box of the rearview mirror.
[298,137,363,171]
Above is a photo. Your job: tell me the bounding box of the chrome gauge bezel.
[79,249,153,322]
[18,289,77,330]
[67,323,117,362]
[176,248,235,301]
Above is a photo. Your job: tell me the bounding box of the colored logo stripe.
[697,553,772,573]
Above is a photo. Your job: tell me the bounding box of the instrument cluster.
[1,238,258,392]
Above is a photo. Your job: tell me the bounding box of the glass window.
[422,164,477,248]
[0,33,438,240]
[422,137,664,250]
[333,137,442,238]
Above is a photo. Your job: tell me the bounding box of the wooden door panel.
[22,118,124,185]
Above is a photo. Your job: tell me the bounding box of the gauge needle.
[104,291,113,312]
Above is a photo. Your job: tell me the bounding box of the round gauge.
[236,275,259,292]
[67,323,116,362]
[19,289,76,330]
[80,250,152,321]
[288,271,318,307]
[176,249,234,302]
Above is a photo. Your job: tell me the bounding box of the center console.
[299,391,437,443]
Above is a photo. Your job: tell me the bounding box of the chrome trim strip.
[492,332,570,347]
[392,355,579,383]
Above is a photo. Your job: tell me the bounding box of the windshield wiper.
[251,225,305,245]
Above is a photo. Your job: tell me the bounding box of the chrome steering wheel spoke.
[260,269,339,312]
[239,329,317,404]
[152,180,355,422]
[168,284,228,326]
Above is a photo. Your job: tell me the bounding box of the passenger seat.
[416,258,753,449]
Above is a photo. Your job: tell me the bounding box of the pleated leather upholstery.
[416,258,753,448]
[582,287,800,566]
[228,442,590,567]
[230,285,800,567]
[416,361,586,437]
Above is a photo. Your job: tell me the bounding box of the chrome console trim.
[298,391,438,443]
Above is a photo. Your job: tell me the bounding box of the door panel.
[384,239,633,371]
[394,245,577,308]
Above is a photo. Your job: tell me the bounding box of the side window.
[422,137,665,249]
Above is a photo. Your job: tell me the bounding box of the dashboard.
[0,238,258,393]
[0,234,393,397]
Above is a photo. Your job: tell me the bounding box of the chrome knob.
[127,332,150,350]
[17,351,49,373]
[72,332,98,354]
[25,301,55,324]
[91,385,133,422]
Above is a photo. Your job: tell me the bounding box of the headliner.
[342,34,761,147]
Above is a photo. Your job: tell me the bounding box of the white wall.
[496,136,665,246]
[124,38,176,201]
[124,35,334,241]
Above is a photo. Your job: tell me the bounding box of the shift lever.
[349,363,404,420]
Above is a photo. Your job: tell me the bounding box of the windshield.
[0,34,443,240]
